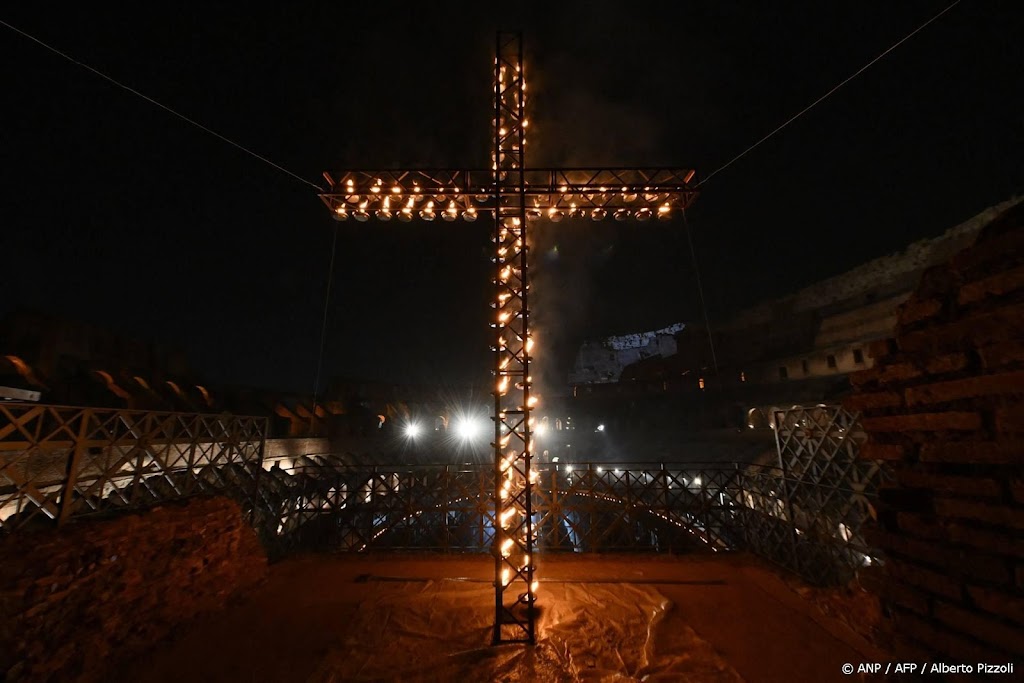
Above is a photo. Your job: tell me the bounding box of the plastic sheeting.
[307,578,743,682]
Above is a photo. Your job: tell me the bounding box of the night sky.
[3,2,1021,393]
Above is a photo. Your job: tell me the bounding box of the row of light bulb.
[332,199,478,223]
[333,200,674,223]
[498,450,538,604]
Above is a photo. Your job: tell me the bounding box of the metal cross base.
[319,31,698,645]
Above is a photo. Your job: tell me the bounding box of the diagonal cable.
[700,0,961,187]
[1,18,323,191]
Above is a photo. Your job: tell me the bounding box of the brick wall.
[844,199,1024,664]
[0,496,267,682]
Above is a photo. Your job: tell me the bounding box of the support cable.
[681,206,719,378]
[698,0,961,187]
[309,224,339,433]
[0,18,323,191]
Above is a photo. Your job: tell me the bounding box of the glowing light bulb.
[501,538,513,556]
[590,208,607,221]
[354,201,369,222]
[463,207,478,222]
[658,203,671,220]
[635,208,652,222]
[613,208,631,221]
[443,201,458,221]
[332,206,348,221]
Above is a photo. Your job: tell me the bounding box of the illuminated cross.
[319,31,698,644]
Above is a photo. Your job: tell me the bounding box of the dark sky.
[3,2,1022,393]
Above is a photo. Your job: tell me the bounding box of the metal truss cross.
[319,31,699,645]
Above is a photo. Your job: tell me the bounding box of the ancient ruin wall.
[726,199,1018,331]
[844,200,1024,664]
[0,497,267,682]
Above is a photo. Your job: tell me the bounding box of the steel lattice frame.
[0,404,891,587]
[318,31,698,643]
[770,405,894,583]
[0,403,267,533]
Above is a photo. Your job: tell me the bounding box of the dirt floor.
[115,552,889,683]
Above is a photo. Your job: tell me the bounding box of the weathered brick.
[898,303,1024,354]
[886,557,962,601]
[864,574,931,615]
[843,391,904,412]
[952,221,1024,277]
[850,362,923,388]
[916,264,959,299]
[895,610,1007,663]
[958,265,1024,305]
[904,371,1024,406]
[994,404,1024,434]
[848,368,878,388]
[947,523,1024,558]
[867,338,897,361]
[919,440,1024,465]
[978,340,1024,370]
[896,471,1002,498]
[861,412,982,433]
[934,497,1024,531]
[898,297,943,326]
[1011,479,1024,504]
[933,601,1024,656]
[967,585,1024,625]
[878,485,933,512]
[896,512,945,539]
[924,352,971,375]
[885,533,1009,584]
[858,442,907,461]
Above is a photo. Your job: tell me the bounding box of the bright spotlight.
[534,422,547,437]
[596,424,605,432]
[404,422,422,438]
[454,417,483,441]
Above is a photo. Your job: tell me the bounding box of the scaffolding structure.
[318,31,699,644]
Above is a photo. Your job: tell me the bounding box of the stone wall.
[264,436,332,460]
[0,496,267,682]
[569,325,683,385]
[728,200,1015,331]
[844,200,1024,664]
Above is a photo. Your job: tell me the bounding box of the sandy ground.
[116,553,888,683]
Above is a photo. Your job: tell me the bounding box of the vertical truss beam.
[492,30,535,645]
